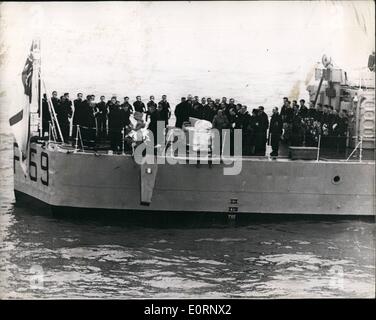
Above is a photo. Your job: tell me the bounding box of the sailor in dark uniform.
[72,93,84,138]
[192,97,204,119]
[56,92,72,142]
[158,95,171,127]
[316,103,324,123]
[320,105,331,148]
[280,97,289,121]
[237,105,252,155]
[41,94,51,137]
[336,110,348,153]
[291,112,304,146]
[108,97,124,152]
[146,96,157,122]
[199,101,208,122]
[206,101,217,122]
[133,96,146,114]
[201,97,207,109]
[281,98,294,144]
[121,96,133,113]
[79,95,97,147]
[51,91,60,110]
[121,101,132,127]
[174,97,190,128]
[249,109,259,154]
[96,95,108,139]
[224,98,236,119]
[269,107,283,157]
[307,102,318,120]
[298,99,308,119]
[254,106,269,156]
[227,107,241,156]
[221,97,229,109]
[147,103,161,147]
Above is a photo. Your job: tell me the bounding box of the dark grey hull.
[13,142,375,216]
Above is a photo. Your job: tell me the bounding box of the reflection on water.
[0,133,375,299]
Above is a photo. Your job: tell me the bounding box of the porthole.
[332,175,341,184]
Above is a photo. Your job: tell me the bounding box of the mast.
[30,39,41,137]
[39,41,42,137]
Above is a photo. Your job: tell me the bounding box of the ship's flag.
[9,41,38,175]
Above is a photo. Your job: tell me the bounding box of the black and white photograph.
[0,0,375,304]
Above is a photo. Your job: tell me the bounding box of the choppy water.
[0,1,375,300]
[0,132,375,299]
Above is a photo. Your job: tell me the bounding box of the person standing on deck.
[206,101,217,122]
[221,97,229,110]
[269,107,283,157]
[146,96,157,122]
[147,103,161,146]
[174,97,190,128]
[72,93,84,138]
[201,97,207,109]
[192,97,204,119]
[281,98,293,144]
[157,95,171,128]
[212,109,230,155]
[255,106,269,156]
[96,95,108,140]
[280,97,289,121]
[51,91,60,110]
[298,99,308,119]
[316,103,324,123]
[228,107,239,156]
[292,100,299,111]
[291,109,304,146]
[79,95,97,147]
[249,109,259,154]
[108,96,125,152]
[121,96,133,114]
[238,105,252,156]
[56,93,72,142]
[133,96,146,114]
[40,94,51,137]
[307,101,318,120]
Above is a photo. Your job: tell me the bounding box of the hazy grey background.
[0,1,374,130]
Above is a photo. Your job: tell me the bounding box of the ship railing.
[346,136,363,162]
[47,121,63,146]
[316,134,321,162]
[74,125,85,153]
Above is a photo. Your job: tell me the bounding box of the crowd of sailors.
[42,92,349,156]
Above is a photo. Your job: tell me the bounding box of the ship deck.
[40,138,375,162]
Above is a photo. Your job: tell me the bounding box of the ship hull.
[13,142,375,216]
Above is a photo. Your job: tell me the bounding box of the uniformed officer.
[133,96,146,114]
[269,107,283,157]
[158,95,171,127]
[96,95,108,139]
[56,92,72,142]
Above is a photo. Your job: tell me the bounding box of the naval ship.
[10,41,375,217]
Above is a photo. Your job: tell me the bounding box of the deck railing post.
[77,125,84,152]
[316,134,321,162]
[122,128,125,155]
[359,136,363,162]
[74,125,79,152]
